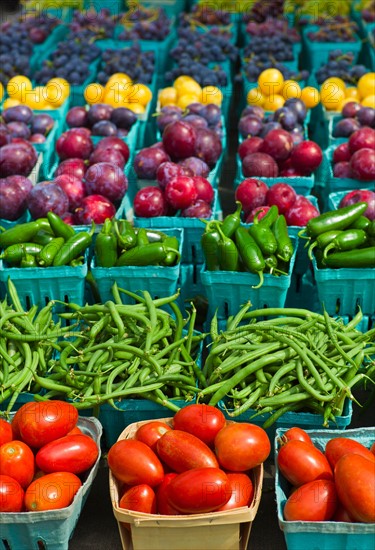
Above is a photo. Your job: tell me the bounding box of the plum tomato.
[135,421,172,452]
[325,437,375,470]
[0,440,35,489]
[172,404,226,447]
[215,423,270,471]
[0,474,24,512]
[217,473,254,512]
[156,430,219,473]
[0,418,13,447]
[24,472,82,511]
[284,480,337,521]
[119,484,157,514]
[156,473,180,515]
[35,434,99,475]
[107,440,164,487]
[282,427,313,446]
[277,440,333,487]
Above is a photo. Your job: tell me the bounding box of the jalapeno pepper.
[216,223,239,271]
[115,242,180,266]
[33,231,56,246]
[367,220,375,238]
[136,228,150,247]
[115,220,137,250]
[305,202,368,238]
[52,224,94,267]
[272,215,294,263]
[95,219,118,268]
[235,226,265,289]
[264,254,278,270]
[38,237,65,267]
[201,221,221,271]
[349,215,371,232]
[20,253,37,268]
[162,236,180,266]
[0,243,43,265]
[0,220,45,248]
[221,201,242,237]
[47,211,75,240]
[248,221,278,256]
[255,205,279,227]
[146,229,168,242]
[323,247,375,269]
[307,230,343,260]
[323,229,368,259]
[70,256,85,267]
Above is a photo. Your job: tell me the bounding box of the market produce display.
[0,0,374,548]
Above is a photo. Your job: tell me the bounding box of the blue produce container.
[0,415,102,550]
[275,426,375,550]
[83,0,125,15]
[302,25,362,70]
[178,262,206,309]
[138,0,187,17]
[201,236,298,321]
[90,228,183,303]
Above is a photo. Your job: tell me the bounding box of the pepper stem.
[252,270,264,289]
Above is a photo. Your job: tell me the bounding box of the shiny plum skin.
[133,186,166,217]
[55,158,87,180]
[28,182,69,219]
[238,137,264,160]
[89,147,126,169]
[56,129,94,161]
[242,153,279,178]
[54,174,86,211]
[349,148,375,181]
[162,121,197,160]
[74,194,116,224]
[181,200,212,218]
[84,162,128,203]
[134,148,170,180]
[235,178,268,215]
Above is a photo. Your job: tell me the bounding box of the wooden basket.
[109,418,264,550]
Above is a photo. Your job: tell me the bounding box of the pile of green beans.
[0,280,78,413]
[198,303,375,427]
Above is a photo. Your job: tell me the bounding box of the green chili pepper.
[349,216,371,232]
[248,221,278,256]
[47,211,75,240]
[38,237,65,267]
[264,254,278,270]
[70,256,84,267]
[95,219,118,268]
[136,228,150,247]
[20,253,37,268]
[0,221,45,248]
[323,247,375,268]
[255,205,279,227]
[216,223,239,271]
[273,215,294,262]
[308,230,343,260]
[235,226,265,288]
[201,221,221,271]
[0,243,43,265]
[116,242,180,266]
[115,220,137,250]
[33,231,56,246]
[305,203,368,238]
[221,201,242,237]
[162,236,180,266]
[53,225,94,267]
[367,220,375,238]
[146,230,168,242]
[323,229,368,258]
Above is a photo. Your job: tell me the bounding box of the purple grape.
[333,118,361,138]
[110,108,137,130]
[91,120,118,137]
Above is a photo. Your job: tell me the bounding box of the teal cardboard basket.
[30,24,69,73]
[328,115,350,148]
[302,25,362,70]
[201,235,298,320]
[83,0,125,15]
[0,415,102,550]
[275,426,374,550]
[138,0,187,17]
[178,262,206,307]
[90,227,183,303]
[312,256,375,317]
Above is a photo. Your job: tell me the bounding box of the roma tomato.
[67,426,83,436]
[284,480,337,521]
[283,427,313,446]
[217,473,254,512]
[334,453,375,523]
[277,440,333,486]
[0,475,24,512]
[156,473,180,515]
[0,440,35,489]
[325,437,375,470]
[16,400,78,448]
[108,440,164,487]
[36,434,99,475]
[172,404,226,447]
[215,423,270,471]
[135,421,172,452]
[0,419,13,446]
[371,442,375,455]
[167,468,230,514]
[11,401,35,440]
[24,472,82,511]
[119,484,157,514]
[332,504,355,523]
[156,430,219,473]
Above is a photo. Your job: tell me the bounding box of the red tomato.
[334,454,375,523]
[325,437,375,470]
[217,473,254,511]
[167,468,230,514]
[156,473,180,515]
[0,474,24,512]
[0,440,35,489]
[283,427,313,446]
[119,484,157,514]
[0,419,13,447]
[284,480,337,521]
[24,472,82,511]
[16,401,78,448]
[277,440,333,487]
[108,440,164,487]
[11,402,35,440]
[67,426,83,436]
[332,504,355,523]
[36,434,99,475]
[172,404,226,447]
[156,430,219,473]
[371,442,375,456]
[214,423,270,471]
[135,421,172,451]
